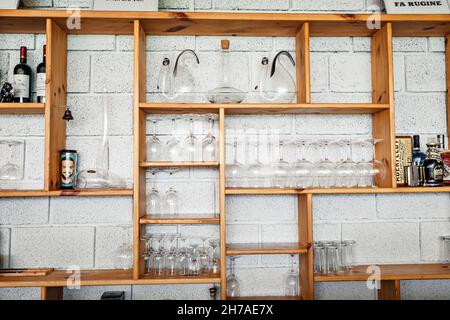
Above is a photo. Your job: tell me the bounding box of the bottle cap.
[20,46,27,59]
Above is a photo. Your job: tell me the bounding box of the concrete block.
[197,36,272,52]
[292,0,364,11]
[67,51,90,93]
[310,53,328,93]
[342,222,420,264]
[315,282,375,300]
[64,285,132,300]
[377,194,450,220]
[23,138,44,181]
[329,53,372,92]
[95,226,133,269]
[314,194,377,221]
[50,197,132,224]
[227,224,259,243]
[214,0,290,10]
[10,226,95,268]
[428,37,445,52]
[132,284,212,300]
[0,115,44,136]
[405,54,446,92]
[92,52,133,93]
[393,38,426,52]
[0,287,40,300]
[294,114,372,135]
[261,224,298,243]
[0,198,49,225]
[313,223,341,241]
[0,34,34,50]
[401,280,450,300]
[420,221,450,262]
[310,37,351,52]
[68,35,116,51]
[0,228,10,268]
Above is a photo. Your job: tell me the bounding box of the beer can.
[60,149,78,189]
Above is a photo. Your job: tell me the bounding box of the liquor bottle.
[13,46,32,103]
[412,135,426,166]
[36,45,46,103]
[424,140,444,187]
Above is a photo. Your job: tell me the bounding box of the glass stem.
[256,133,260,163]
[233,138,238,164]
[209,118,214,137]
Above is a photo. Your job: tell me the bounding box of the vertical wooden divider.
[372,22,396,188]
[378,280,401,300]
[44,19,67,191]
[219,108,227,300]
[133,20,147,280]
[298,194,314,300]
[41,287,64,300]
[445,35,450,146]
[296,22,313,300]
[296,22,311,104]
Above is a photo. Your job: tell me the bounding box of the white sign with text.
[384,0,450,13]
[93,0,159,11]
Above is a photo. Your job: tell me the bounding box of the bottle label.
[13,74,30,99]
[434,166,444,180]
[36,73,46,98]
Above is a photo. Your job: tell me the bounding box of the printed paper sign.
[384,0,450,13]
[93,0,159,11]
[0,0,19,9]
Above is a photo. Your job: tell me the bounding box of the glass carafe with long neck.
[207,40,247,104]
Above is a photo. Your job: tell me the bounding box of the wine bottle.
[13,46,32,103]
[36,45,46,103]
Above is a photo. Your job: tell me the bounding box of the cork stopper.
[221,40,230,50]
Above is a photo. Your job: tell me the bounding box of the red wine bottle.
[36,45,46,103]
[13,46,32,103]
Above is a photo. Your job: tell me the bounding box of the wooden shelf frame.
[0,10,449,300]
[226,242,308,255]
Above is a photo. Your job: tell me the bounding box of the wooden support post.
[219,108,227,300]
[299,194,314,300]
[296,22,311,104]
[445,35,450,146]
[378,280,401,300]
[371,22,396,188]
[44,19,67,191]
[133,20,147,280]
[41,287,64,300]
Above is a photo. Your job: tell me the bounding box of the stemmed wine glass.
[272,139,290,188]
[335,139,358,188]
[316,140,336,188]
[147,118,163,161]
[226,136,243,188]
[292,139,313,188]
[185,116,198,162]
[285,254,299,296]
[208,239,220,274]
[147,169,162,214]
[164,168,179,214]
[0,140,23,189]
[247,133,263,188]
[166,117,182,161]
[227,256,240,298]
[202,115,217,162]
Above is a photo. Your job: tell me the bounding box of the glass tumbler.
[314,243,327,276]
[343,240,356,271]
[441,236,450,265]
[326,245,339,275]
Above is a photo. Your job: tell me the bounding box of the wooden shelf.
[1,10,450,36]
[0,103,45,114]
[314,264,450,282]
[140,103,389,115]
[0,269,220,288]
[226,187,450,195]
[139,273,221,285]
[227,242,308,255]
[228,296,303,300]
[0,189,133,198]
[141,161,219,168]
[140,214,220,225]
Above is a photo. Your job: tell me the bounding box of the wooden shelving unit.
[0,9,449,300]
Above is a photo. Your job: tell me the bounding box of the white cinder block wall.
[0,0,450,300]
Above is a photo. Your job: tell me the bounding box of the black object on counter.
[0,82,14,102]
[101,291,125,300]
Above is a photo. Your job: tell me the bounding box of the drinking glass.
[177,236,189,275]
[164,187,178,214]
[272,140,290,188]
[226,137,243,188]
[185,116,198,162]
[147,169,162,214]
[147,119,163,161]
[189,237,202,275]
[335,140,358,188]
[0,140,23,189]
[314,243,327,275]
[202,115,217,162]
[246,134,263,188]
[343,240,356,271]
[441,236,450,265]
[285,254,300,296]
[227,256,240,298]
[326,245,339,275]
[292,139,313,188]
[316,140,336,188]
[166,117,182,161]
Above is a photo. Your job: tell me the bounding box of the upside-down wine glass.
[227,256,240,298]
[166,117,182,161]
[147,118,163,161]
[202,115,217,162]
[272,139,290,188]
[226,136,243,188]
